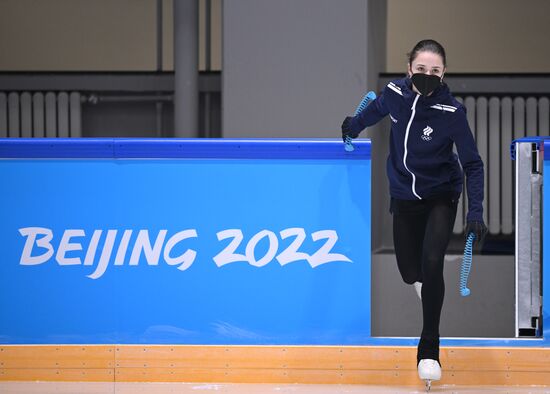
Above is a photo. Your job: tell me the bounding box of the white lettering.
[309,230,352,268]
[246,230,278,267]
[17,227,353,278]
[19,227,54,265]
[276,227,309,265]
[213,229,247,267]
[88,230,117,279]
[114,230,132,265]
[129,230,167,266]
[56,229,85,265]
[163,229,198,271]
[84,230,102,266]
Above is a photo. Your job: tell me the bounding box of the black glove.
[465,220,487,245]
[341,116,356,143]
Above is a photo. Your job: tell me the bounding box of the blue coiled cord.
[460,232,476,297]
[344,91,377,152]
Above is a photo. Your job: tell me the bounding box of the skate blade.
[424,379,431,392]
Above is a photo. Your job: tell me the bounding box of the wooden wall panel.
[0,346,114,369]
[2,345,550,387]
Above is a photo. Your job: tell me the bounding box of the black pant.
[391,194,458,363]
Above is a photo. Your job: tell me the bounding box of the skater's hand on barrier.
[465,220,487,245]
[341,116,356,143]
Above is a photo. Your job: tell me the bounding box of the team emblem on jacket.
[422,126,434,141]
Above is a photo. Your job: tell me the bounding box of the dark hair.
[407,39,447,67]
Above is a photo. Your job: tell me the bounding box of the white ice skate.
[414,281,422,300]
[418,359,441,391]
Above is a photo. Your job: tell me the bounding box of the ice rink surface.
[1,382,550,394]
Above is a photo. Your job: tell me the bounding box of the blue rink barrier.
[1,138,549,348]
[0,138,371,345]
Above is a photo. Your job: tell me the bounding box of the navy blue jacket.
[348,77,484,222]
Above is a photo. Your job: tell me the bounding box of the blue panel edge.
[366,337,549,348]
[0,138,371,160]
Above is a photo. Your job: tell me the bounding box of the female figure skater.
[341,39,487,384]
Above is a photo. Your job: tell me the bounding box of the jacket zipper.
[403,94,422,199]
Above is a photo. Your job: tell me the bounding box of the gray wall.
[372,254,515,338]
[222,0,384,138]
[366,1,393,253]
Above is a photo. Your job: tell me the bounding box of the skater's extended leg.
[417,197,458,363]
